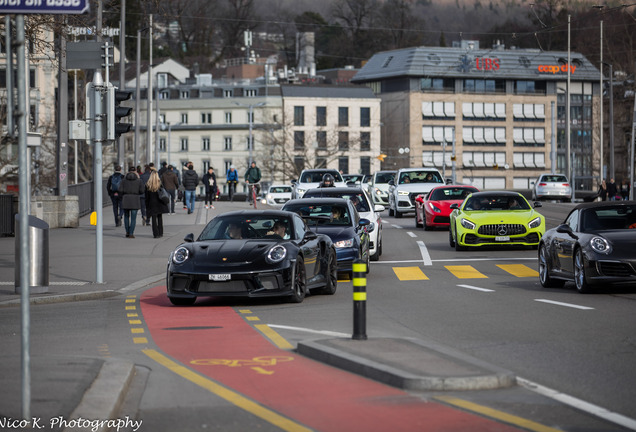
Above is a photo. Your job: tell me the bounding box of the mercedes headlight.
[334,238,354,248]
[266,245,287,263]
[590,237,611,254]
[172,246,190,264]
[528,217,542,229]
[398,190,410,196]
[460,218,476,230]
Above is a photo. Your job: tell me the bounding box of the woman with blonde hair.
[145,169,170,238]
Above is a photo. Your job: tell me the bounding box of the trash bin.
[14,214,49,294]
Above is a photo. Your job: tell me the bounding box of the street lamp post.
[234,101,266,165]
[603,62,615,180]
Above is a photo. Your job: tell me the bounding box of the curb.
[297,337,516,391]
[62,358,135,432]
[0,290,120,308]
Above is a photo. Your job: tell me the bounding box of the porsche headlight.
[528,217,542,229]
[590,237,611,254]
[296,188,307,196]
[460,218,476,230]
[335,238,354,248]
[398,190,410,196]
[428,202,441,213]
[266,245,287,263]
[172,246,190,264]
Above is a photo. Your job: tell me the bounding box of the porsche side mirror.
[184,233,194,242]
[303,231,318,241]
[556,224,578,239]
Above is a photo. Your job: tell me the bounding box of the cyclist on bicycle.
[245,161,262,203]
[226,165,239,201]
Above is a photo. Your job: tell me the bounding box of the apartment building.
[351,42,601,191]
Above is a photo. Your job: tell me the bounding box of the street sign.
[67,41,103,69]
[0,0,90,15]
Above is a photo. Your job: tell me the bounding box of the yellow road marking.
[129,320,142,325]
[143,349,311,432]
[393,266,429,281]
[133,337,148,344]
[127,313,138,317]
[125,298,136,303]
[255,324,294,350]
[125,306,136,310]
[434,396,562,432]
[246,316,260,321]
[131,328,145,334]
[239,309,252,314]
[497,264,539,278]
[445,265,488,279]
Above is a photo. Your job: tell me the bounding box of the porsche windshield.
[283,203,352,226]
[198,215,294,240]
[464,195,530,211]
[581,205,636,232]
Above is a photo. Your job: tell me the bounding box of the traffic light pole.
[90,71,105,284]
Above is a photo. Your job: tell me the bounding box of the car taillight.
[538,183,547,186]
[562,183,570,187]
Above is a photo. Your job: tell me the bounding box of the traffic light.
[106,85,133,140]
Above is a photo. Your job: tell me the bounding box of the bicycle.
[248,182,260,209]
[227,180,237,202]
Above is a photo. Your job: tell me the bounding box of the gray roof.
[280,85,378,99]
[352,46,600,82]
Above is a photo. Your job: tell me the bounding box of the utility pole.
[118,0,126,168]
[146,14,153,165]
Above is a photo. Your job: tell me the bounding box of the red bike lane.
[140,286,521,432]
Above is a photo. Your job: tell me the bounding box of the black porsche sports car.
[538,201,636,293]
[166,210,338,305]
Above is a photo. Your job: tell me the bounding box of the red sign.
[538,64,577,74]
[476,57,500,71]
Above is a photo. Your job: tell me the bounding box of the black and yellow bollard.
[352,259,368,340]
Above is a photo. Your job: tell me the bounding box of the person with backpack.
[107,165,124,226]
[120,166,146,238]
[244,161,262,203]
[226,165,239,201]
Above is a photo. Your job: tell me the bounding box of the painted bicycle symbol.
[191,355,294,375]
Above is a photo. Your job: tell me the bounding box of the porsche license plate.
[495,236,510,242]
[209,274,231,281]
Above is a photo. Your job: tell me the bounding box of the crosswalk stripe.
[445,265,488,279]
[497,264,539,277]
[393,266,429,281]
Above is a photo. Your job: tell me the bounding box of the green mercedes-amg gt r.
[449,191,545,250]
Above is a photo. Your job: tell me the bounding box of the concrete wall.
[31,196,79,228]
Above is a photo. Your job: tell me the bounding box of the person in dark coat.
[202,167,217,209]
[139,163,153,225]
[161,165,180,214]
[182,163,199,214]
[597,179,608,201]
[120,166,145,238]
[145,169,170,238]
[106,165,124,226]
[607,178,618,201]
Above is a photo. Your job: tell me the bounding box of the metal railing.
[67,179,110,217]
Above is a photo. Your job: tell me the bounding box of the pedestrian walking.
[226,165,239,201]
[620,178,630,201]
[202,167,217,209]
[139,164,153,225]
[120,166,145,238]
[608,178,618,201]
[145,169,170,238]
[158,161,168,178]
[182,163,199,214]
[244,161,262,203]
[161,165,179,214]
[597,179,608,201]
[106,165,124,226]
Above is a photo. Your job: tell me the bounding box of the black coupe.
[538,201,636,293]
[166,210,338,305]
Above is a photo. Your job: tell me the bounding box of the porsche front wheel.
[538,244,565,288]
[574,248,593,294]
[289,256,307,303]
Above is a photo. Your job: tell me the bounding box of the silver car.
[531,174,572,202]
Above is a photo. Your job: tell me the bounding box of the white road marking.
[391,224,402,229]
[457,284,495,292]
[534,299,594,310]
[267,324,350,338]
[517,377,636,431]
[406,231,417,238]
[375,257,535,264]
[416,241,432,266]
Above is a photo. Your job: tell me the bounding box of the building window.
[461,102,506,120]
[202,137,210,151]
[316,156,327,168]
[294,106,305,126]
[224,136,232,151]
[223,89,233,98]
[316,131,327,150]
[294,156,305,173]
[248,111,254,124]
[461,127,506,146]
[360,132,370,151]
[158,114,166,124]
[224,160,232,173]
[422,126,456,145]
[338,156,349,174]
[201,113,212,124]
[244,88,257,97]
[247,135,254,151]
[159,90,170,100]
[338,131,349,150]
[421,77,454,92]
[203,160,211,171]
[225,112,232,124]
[180,90,189,99]
[513,128,546,147]
[180,138,188,151]
[513,152,546,169]
[316,106,327,126]
[460,151,506,169]
[181,113,188,124]
[360,156,371,175]
[422,102,456,119]
[338,107,349,126]
[294,131,305,150]
[360,107,370,127]
[463,79,504,93]
[159,137,166,152]
[512,104,546,121]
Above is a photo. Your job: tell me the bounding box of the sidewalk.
[0,199,252,306]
